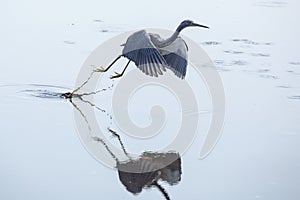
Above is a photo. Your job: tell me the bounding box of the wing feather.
[122,30,167,77]
[152,54,165,75]
[157,37,188,79]
[151,55,158,77]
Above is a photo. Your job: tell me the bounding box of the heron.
[95,20,209,79]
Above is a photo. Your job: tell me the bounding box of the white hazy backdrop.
[0,0,299,200]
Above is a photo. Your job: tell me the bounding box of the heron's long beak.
[192,23,209,29]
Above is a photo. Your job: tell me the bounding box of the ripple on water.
[213,59,248,68]
[201,41,222,46]
[276,85,292,89]
[257,69,271,73]
[17,84,71,100]
[230,60,248,66]
[287,70,300,75]
[231,38,273,46]
[93,19,103,23]
[254,1,288,8]
[223,50,244,55]
[289,61,300,66]
[63,41,75,45]
[216,67,231,72]
[259,74,279,79]
[212,60,231,72]
[251,53,270,57]
[288,95,300,100]
[21,89,64,99]
[214,60,225,65]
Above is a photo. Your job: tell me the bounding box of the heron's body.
[95,20,209,79]
[122,30,188,79]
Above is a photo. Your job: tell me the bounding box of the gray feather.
[159,37,188,79]
[122,30,167,77]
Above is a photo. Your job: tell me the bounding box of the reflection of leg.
[153,181,171,200]
[94,55,122,72]
[70,99,92,132]
[69,96,118,163]
[110,60,131,79]
[78,97,106,113]
[108,128,131,159]
[92,136,119,163]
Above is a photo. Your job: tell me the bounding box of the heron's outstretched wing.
[122,30,167,77]
[158,37,188,79]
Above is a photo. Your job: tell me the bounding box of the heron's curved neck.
[153,31,180,48]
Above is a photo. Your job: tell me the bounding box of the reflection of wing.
[159,153,181,185]
[122,30,167,77]
[159,37,188,79]
[117,159,161,194]
[117,152,182,194]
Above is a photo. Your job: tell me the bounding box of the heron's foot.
[94,67,107,72]
[110,72,123,79]
[61,92,73,99]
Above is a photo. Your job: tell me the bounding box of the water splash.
[21,89,63,99]
[0,84,71,100]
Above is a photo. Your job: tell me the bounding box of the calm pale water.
[0,0,299,200]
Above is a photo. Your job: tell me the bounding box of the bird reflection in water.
[117,151,181,200]
[67,97,182,200]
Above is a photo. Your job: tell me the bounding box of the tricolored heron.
[95,20,209,79]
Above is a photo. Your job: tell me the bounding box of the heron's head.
[176,20,209,32]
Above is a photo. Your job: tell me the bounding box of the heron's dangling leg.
[108,128,131,159]
[152,181,171,200]
[110,60,131,79]
[92,136,119,163]
[94,55,122,72]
